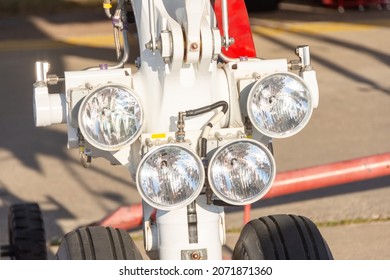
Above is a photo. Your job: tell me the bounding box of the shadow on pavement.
[0,9,140,259]
[0,2,389,259]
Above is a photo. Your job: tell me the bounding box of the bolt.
[85,82,93,90]
[145,41,153,50]
[191,251,201,260]
[135,57,141,68]
[252,72,261,80]
[190,42,199,51]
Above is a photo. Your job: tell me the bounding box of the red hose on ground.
[243,153,390,223]
[267,152,390,198]
[97,153,390,229]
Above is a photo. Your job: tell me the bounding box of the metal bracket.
[289,45,312,71]
[187,201,198,244]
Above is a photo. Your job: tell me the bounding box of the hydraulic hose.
[85,0,130,70]
[176,101,228,157]
[184,101,228,158]
[185,101,228,117]
[103,0,113,18]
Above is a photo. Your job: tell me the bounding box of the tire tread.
[56,226,143,260]
[8,203,47,260]
[232,214,333,260]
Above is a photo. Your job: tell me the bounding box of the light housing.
[136,144,205,211]
[208,139,275,205]
[247,72,313,138]
[78,84,144,151]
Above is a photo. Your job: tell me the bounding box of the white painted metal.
[156,195,224,260]
[300,69,319,108]
[33,85,66,127]
[33,61,67,127]
[32,0,320,260]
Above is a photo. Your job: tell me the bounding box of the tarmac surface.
[0,2,390,260]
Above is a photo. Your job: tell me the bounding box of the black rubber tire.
[245,0,280,12]
[8,203,47,260]
[232,214,333,260]
[55,226,143,260]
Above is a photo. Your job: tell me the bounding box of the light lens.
[208,139,275,205]
[247,72,312,138]
[137,145,205,211]
[78,85,143,151]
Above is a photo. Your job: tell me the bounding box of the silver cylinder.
[35,61,49,83]
[296,45,311,68]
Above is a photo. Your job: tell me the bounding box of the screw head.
[190,42,199,51]
[191,251,201,260]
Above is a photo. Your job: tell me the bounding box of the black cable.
[185,101,228,117]
[182,101,228,157]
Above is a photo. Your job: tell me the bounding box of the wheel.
[56,226,143,260]
[8,203,47,260]
[232,214,333,260]
[244,0,280,12]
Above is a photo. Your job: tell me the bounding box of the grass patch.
[225,216,390,233]
[316,216,390,227]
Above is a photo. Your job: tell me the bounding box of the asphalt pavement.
[0,2,389,260]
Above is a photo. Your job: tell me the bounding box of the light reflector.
[137,145,205,211]
[208,139,275,205]
[247,72,313,138]
[78,85,143,151]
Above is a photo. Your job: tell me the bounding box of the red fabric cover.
[214,0,257,58]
